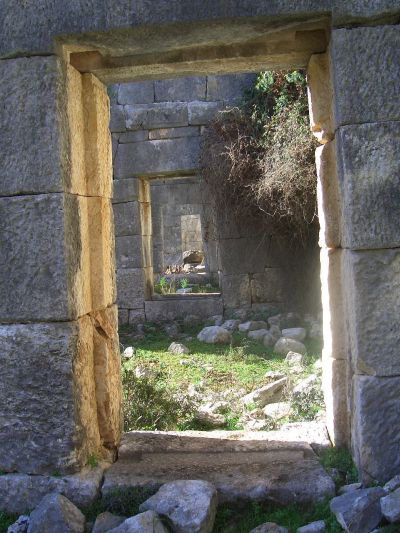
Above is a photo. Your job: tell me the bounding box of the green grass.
[0,511,17,533]
[212,500,342,532]
[319,447,359,487]
[119,323,323,432]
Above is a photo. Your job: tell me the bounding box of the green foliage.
[86,454,99,468]
[201,69,318,244]
[289,375,325,422]
[319,447,359,486]
[180,278,189,289]
[0,511,17,533]
[122,365,197,431]
[154,275,177,295]
[213,499,342,532]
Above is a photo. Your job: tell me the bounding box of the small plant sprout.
[180,278,189,289]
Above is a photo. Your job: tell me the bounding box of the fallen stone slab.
[168,342,189,355]
[139,480,218,533]
[281,328,306,341]
[0,465,107,514]
[274,338,307,356]
[384,474,400,493]
[248,329,269,341]
[285,351,305,366]
[28,493,85,533]
[250,523,289,533]
[241,378,287,408]
[197,326,232,344]
[93,512,126,533]
[380,487,400,523]
[338,483,362,495]
[263,402,292,421]
[103,430,335,505]
[276,422,331,455]
[293,375,319,399]
[330,487,385,533]
[108,511,168,532]
[296,521,325,533]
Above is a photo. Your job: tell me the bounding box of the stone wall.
[110,73,257,323]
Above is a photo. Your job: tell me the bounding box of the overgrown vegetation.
[119,323,323,432]
[154,275,220,295]
[0,512,16,533]
[201,70,318,244]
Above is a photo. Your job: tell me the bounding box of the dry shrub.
[200,71,319,244]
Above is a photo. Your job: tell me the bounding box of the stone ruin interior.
[0,3,399,531]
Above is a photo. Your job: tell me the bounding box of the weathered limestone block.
[330,25,400,127]
[116,235,145,269]
[352,375,400,484]
[207,73,256,102]
[113,201,141,236]
[218,237,270,275]
[0,194,92,322]
[148,126,200,140]
[155,76,206,101]
[221,274,251,308]
[28,493,85,533]
[315,141,340,248]
[322,357,349,448]
[0,319,102,475]
[320,248,347,361]
[129,308,146,324]
[144,297,223,322]
[110,105,126,132]
[0,56,68,196]
[330,487,385,533]
[125,102,188,130]
[306,53,334,143]
[0,465,106,514]
[188,101,223,125]
[118,81,154,104]
[113,178,140,204]
[114,137,200,177]
[119,130,148,143]
[88,197,117,312]
[117,268,147,309]
[336,121,400,249]
[67,66,112,198]
[344,248,400,376]
[91,305,122,450]
[251,270,284,303]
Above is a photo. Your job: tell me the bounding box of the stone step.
[103,428,335,505]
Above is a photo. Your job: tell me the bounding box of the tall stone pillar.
[0,56,122,475]
[309,24,400,483]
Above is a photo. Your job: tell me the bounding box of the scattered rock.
[164,322,180,338]
[384,474,400,493]
[250,523,289,533]
[285,351,304,366]
[381,487,400,523]
[338,483,362,495]
[309,322,322,340]
[221,319,240,332]
[93,512,127,533]
[134,365,154,379]
[265,371,286,380]
[197,326,232,344]
[248,329,269,341]
[244,418,270,431]
[108,511,168,532]
[269,325,282,341]
[239,321,269,333]
[268,314,281,327]
[263,402,292,420]
[241,378,287,408]
[263,333,276,347]
[183,250,204,264]
[206,315,224,327]
[293,375,319,399]
[177,287,192,294]
[296,520,325,533]
[139,480,218,533]
[330,487,385,533]
[274,338,307,356]
[7,515,29,533]
[28,493,85,533]
[168,342,189,355]
[122,346,135,359]
[281,328,306,342]
[196,408,225,427]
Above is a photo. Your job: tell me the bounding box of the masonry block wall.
[109,73,260,323]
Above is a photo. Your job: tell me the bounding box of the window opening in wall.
[151,175,220,297]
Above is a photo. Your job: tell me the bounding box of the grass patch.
[0,511,17,533]
[119,323,323,432]
[213,500,342,532]
[319,447,359,487]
